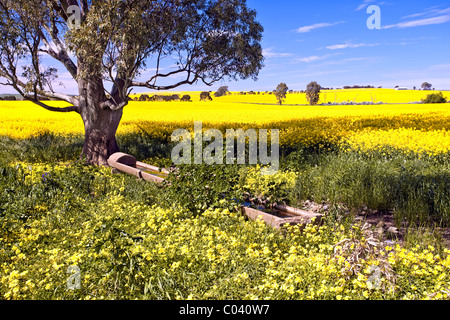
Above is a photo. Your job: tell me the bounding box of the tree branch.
[40,27,78,80]
[23,96,80,113]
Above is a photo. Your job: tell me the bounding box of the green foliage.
[163,162,245,215]
[306,81,321,105]
[0,134,83,164]
[422,92,447,104]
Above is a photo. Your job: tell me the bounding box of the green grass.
[284,150,450,226]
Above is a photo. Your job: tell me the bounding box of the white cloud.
[401,6,450,19]
[355,0,375,11]
[317,57,376,67]
[295,21,345,33]
[384,7,450,29]
[326,42,380,50]
[295,54,337,63]
[262,48,293,58]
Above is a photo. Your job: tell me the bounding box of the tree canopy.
[421,82,432,90]
[306,81,321,105]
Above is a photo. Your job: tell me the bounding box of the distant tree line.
[0,95,51,101]
[0,96,16,100]
[136,94,192,102]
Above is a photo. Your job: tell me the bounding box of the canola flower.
[2,168,450,301]
[344,128,450,157]
[1,162,449,300]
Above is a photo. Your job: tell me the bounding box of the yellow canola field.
[344,128,450,157]
[219,89,445,105]
[134,88,446,105]
[1,89,449,156]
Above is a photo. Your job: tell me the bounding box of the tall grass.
[285,150,450,226]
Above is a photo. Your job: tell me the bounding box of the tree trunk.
[78,77,123,166]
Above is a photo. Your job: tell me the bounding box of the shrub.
[163,162,244,215]
[422,92,447,104]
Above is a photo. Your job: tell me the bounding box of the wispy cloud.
[326,41,380,50]
[295,21,345,33]
[384,7,450,29]
[355,0,375,11]
[318,57,376,67]
[294,53,341,63]
[401,6,449,19]
[262,47,293,58]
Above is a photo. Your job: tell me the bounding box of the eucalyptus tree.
[306,81,321,105]
[0,0,264,165]
[274,82,288,105]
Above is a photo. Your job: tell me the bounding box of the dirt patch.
[295,200,450,249]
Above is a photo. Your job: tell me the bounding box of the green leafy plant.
[163,163,245,215]
[422,92,447,104]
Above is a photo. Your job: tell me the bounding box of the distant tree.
[139,94,150,101]
[214,86,229,97]
[306,81,321,105]
[3,95,16,101]
[421,82,432,90]
[200,92,213,101]
[274,83,288,105]
[181,95,191,102]
[422,92,447,104]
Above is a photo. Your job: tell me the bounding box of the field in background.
[1,89,448,157]
[131,88,448,104]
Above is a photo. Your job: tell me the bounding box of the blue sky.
[230,0,450,92]
[1,0,450,94]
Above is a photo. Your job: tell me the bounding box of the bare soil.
[296,200,450,249]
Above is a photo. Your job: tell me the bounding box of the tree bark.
[78,77,123,166]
